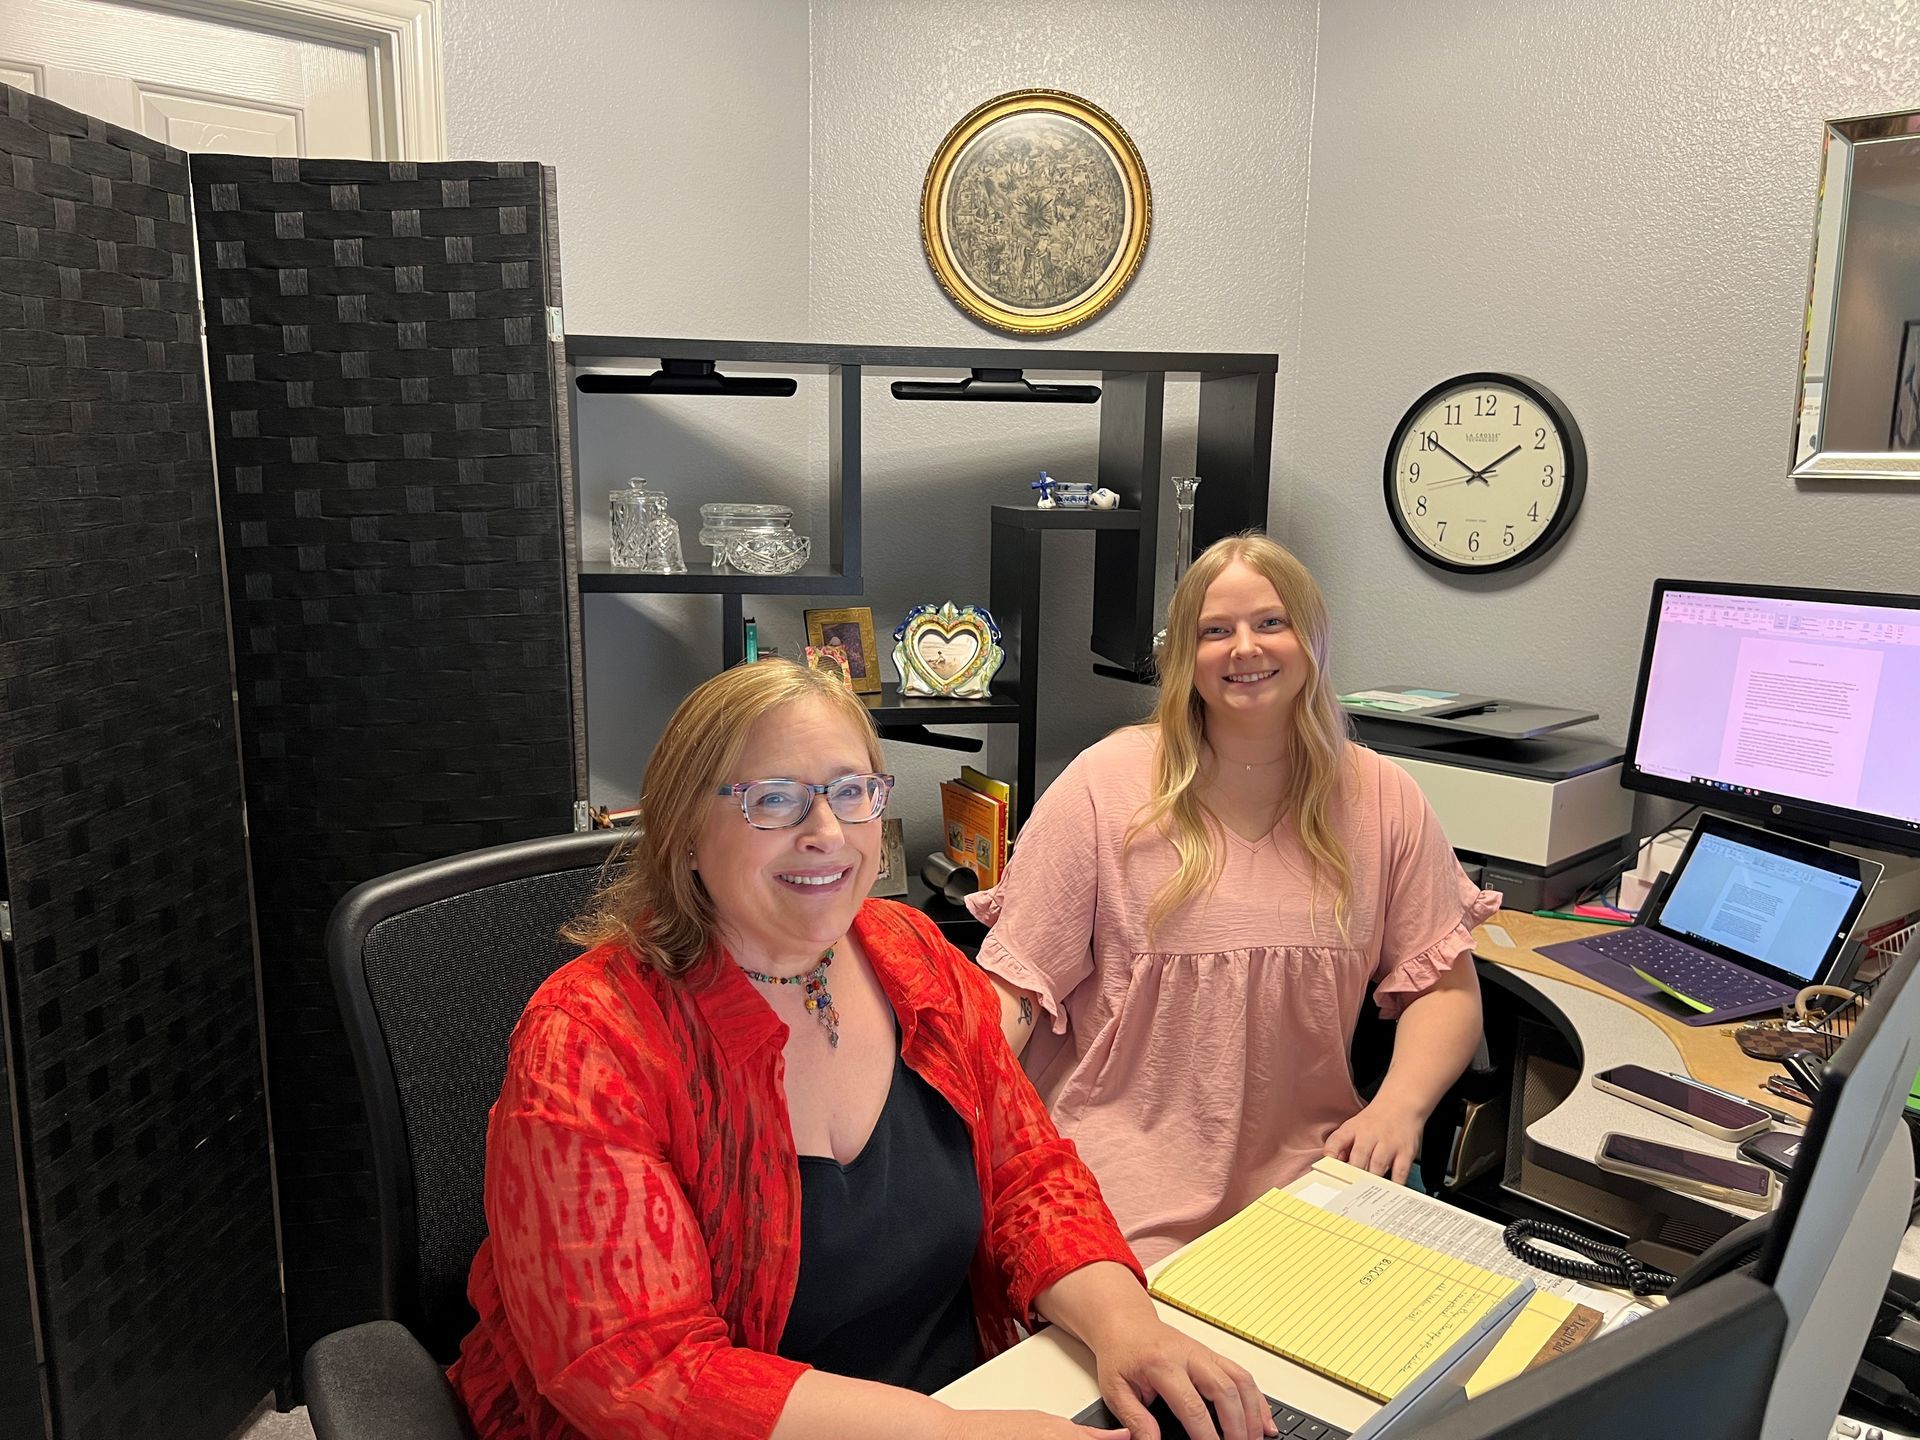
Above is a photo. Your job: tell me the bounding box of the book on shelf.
[958,764,1017,841]
[939,770,1009,888]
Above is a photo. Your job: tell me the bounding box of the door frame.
[136,0,447,160]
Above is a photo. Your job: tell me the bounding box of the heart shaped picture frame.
[892,602,1006,699]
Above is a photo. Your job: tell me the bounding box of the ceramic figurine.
[892,602,1006,699]
[1031,470,1057,508]
[1090,487,1120,509]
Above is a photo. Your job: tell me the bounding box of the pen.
[1763,1075,1813,1107]
[1533,909,1633,926]
[1662,1071,1797,1124]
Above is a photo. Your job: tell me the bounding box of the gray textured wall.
[1292,0,1920,757]
[441,0,1920,856]
[808,0,1318,860]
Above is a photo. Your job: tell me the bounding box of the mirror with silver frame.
[1790,107,1920,481]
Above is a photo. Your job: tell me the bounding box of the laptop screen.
[1651,817,1878,984]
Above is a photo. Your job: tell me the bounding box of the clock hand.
[1469,445,1522,482]
[1431,440,1479,474]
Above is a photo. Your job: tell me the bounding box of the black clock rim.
[1381,371,1587,575]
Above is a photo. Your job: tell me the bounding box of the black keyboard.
[1072,1390,1349,1440]
[1582,927,1787,1010]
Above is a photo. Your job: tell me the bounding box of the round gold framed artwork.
[921,89,1152,335]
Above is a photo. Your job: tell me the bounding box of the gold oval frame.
[920,89,1152,336]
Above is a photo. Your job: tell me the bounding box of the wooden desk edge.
[1476,910,1811,1123]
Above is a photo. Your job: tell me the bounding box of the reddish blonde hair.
[564,661,885,978]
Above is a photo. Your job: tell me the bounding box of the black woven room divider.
[0,87,285,1440]
[189,155,583,1372]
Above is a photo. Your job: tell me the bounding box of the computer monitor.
[1407,928,1920,1440]
[1748,925,1920,1438]
[1622,579,1920,857]
[1399,1271,1785,1440]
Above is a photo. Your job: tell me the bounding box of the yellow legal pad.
[1148,1190,1528,1404]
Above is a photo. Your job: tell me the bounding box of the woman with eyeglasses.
[971,534,1497,1266]
[450,661,1274,1440]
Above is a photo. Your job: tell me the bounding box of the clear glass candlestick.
[1152,474,1203,661]
[1170,474,1202,586]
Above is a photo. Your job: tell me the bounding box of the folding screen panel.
[0,86,284,1440]
[189,155,582,1368]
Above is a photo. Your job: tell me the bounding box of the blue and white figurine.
[1031,470,1057,508]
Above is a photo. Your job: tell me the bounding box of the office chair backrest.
[326,829,629,1362]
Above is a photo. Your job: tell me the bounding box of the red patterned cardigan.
[448,898,1143,1440]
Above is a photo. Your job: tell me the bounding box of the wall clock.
[1383,373,1586,573]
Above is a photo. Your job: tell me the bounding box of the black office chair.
[304,828,628,1440]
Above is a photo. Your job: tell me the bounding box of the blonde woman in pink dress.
[969,534,1499,1266]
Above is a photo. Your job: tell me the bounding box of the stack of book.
[938,766,1014,889]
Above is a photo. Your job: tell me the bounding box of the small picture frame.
[871,818,909,899]
[804,606,881,694]
[803,643,854,691]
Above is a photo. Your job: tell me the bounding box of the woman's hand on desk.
[1323,1096,1424,1185]
[1035,1261,1275,1440]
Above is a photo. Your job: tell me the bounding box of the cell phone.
[1590,1062,1773,1141]
[1595,1132,1776,1209]
[1737,1130,1806,1178]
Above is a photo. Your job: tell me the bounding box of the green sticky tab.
[1630,964,1714,1014]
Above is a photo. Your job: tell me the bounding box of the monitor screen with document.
[1622,580,1920,857]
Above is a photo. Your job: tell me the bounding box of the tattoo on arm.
[1017,995,1035,1028]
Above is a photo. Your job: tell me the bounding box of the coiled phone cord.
[1502,1220,1677,1296]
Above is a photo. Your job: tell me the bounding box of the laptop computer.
[1071,1279,1533,1440]
[1545,813,1882,1023]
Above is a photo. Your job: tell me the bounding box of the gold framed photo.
[921,88,1151,335]
[804,606,881,694]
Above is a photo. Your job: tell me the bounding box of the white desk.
[1477,912,1918,1275]
[934,1159,1622,1426]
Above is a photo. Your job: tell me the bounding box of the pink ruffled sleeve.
[1370,760,1502,1019]
[967,758,1101,1034]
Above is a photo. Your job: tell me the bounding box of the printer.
[1343,690,1636,912]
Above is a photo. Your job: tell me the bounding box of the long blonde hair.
[1128,533,1354,938]
[564,661,886,979]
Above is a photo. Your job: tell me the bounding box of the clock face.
[1383,373,1585,573]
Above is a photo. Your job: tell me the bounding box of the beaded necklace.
[739,946,840,1048]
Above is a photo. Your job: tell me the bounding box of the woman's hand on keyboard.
[1091,1320,1275,1440]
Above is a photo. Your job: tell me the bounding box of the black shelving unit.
[565,337,1277,831]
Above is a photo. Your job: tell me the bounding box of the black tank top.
[778,1037,982,1392]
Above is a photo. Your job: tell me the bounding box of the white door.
[0,0,379,158]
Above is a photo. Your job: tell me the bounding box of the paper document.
[1341,689,1460,714]
[1315,1181,1616,1397]
[1148,1190,1526,1403]
[1318,1184,1627,1314]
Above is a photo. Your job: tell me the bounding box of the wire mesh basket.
[1801,917,1920,1058]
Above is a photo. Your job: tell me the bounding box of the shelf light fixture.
[890,367,1100,403]
[577,359,798,397]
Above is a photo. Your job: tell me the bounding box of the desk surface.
[934,1160,1494,1429]
[1478,911,1810,1115]
[1475,910,1807,1223]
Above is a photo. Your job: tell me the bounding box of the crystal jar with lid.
[610,479,687,573]
[697,502,795,569]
